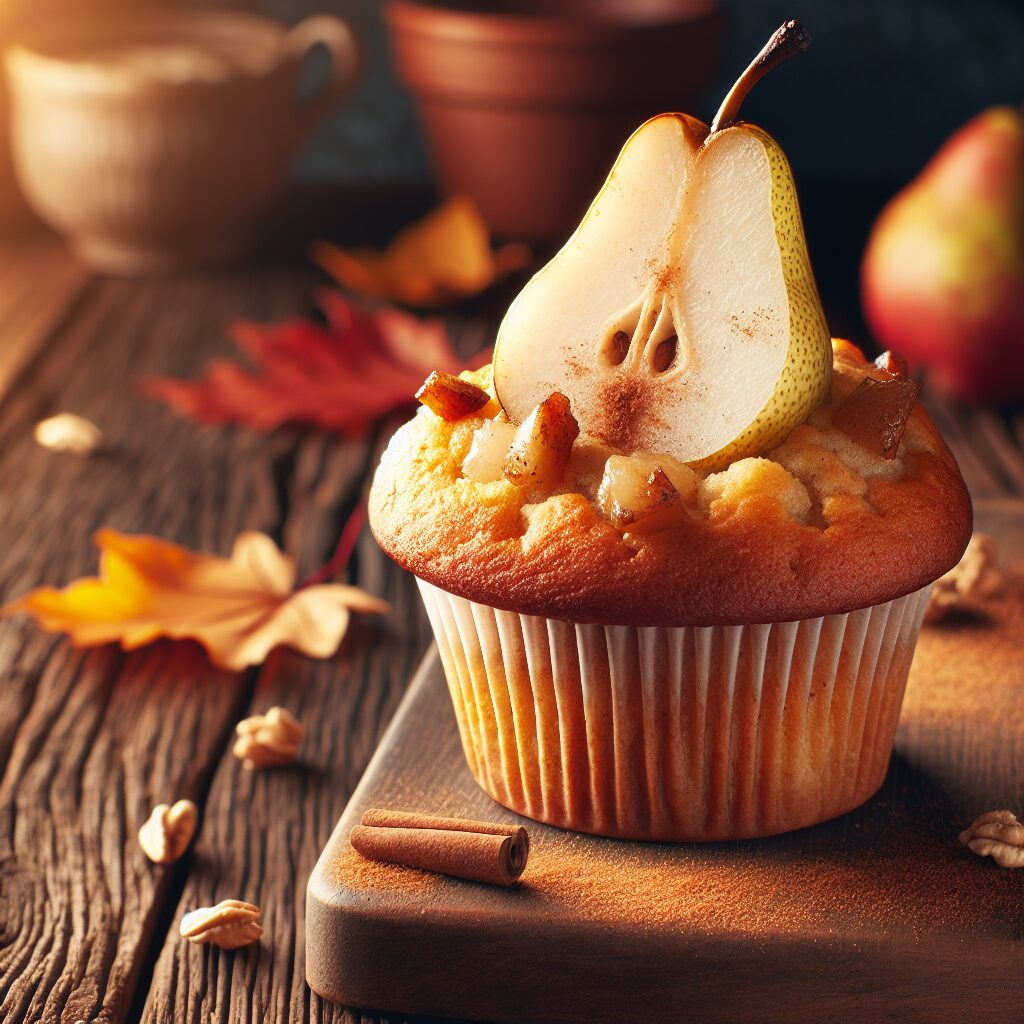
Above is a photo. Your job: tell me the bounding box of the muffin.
[370,23,972,841]
[370,342,970,841]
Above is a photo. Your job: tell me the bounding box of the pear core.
[493,113,832,471]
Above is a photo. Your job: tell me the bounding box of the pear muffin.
[370,341,971,841]
[371,23,971,841]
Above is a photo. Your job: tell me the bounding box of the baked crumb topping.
[404,340,935,537]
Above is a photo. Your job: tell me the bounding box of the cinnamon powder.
[902,583,1024,726]
[590,375,670,453]
[340,810,1023,939]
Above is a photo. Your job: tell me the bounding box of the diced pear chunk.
[502,392,579,489]
[597,453,696,533]
[463,419,517,482]
[416,370,490,422]
[833,376,920,459]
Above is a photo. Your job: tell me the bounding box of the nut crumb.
[925,533,1005,623]
[233,705,303,769]
[960,810,1024,869]
[180,899,262,948]
[139,799,197,864]
[34,413,103,456]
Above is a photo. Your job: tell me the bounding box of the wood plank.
[923,394,1016,499]
[969,409,1024,496]
[135,300,499,1024]
[306,505,1024,1024]
[139,427,434,1024]
[0,266,320,1023]
[0,235,90,406]
[0,216,1015,1024]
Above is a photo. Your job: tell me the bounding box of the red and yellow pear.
[862,106,1024,404]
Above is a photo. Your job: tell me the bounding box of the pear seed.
[608,330,630,365]
[653,336,677,373]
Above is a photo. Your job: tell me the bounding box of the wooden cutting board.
[307,508,1024,1024]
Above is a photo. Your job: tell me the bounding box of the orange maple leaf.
[313,196,530,308]
[2,530,389,672]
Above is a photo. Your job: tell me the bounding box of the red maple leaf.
[140,291,489,432]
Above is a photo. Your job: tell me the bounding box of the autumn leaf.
[139,291,488,432]
[313,196,530,308]
[2,529,389,671]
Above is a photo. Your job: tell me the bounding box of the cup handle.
[282,16,362,142]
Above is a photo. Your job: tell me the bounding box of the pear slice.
[493,21,831,472]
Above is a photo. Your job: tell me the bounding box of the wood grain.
[137,311,502,1024]
[0,260,324,1024]
[139,428,433,1024]
[0,237,89,408]
[923,396,1024,499]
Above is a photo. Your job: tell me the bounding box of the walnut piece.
[960,810,1024,869]
[232,705,303,770]
[925,533,1005,623]
[180,899,263,949]
[34,413,103,456]
[138,799,198,864]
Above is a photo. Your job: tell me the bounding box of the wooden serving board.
[307,506,1024,1024]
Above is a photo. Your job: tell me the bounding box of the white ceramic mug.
[4,10,361,274]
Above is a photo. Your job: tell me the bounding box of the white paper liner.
[417,579,932,841]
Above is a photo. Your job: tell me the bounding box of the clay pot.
[4,10,361,274]
[385,0,723,242]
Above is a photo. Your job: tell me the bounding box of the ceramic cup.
[385,0,722,242]
[4,10,361,274]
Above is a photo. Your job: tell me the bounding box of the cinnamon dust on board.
[902,583,1024,727]
[339,801,1023,939]
[338,587,1023,940]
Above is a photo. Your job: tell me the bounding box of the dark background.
[268,0,1024,192]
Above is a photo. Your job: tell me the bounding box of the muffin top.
[370,340,971,626]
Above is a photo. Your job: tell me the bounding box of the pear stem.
[710,20,810,134]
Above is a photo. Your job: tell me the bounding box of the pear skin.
[689,124,830,471]
[862,106,1024,403]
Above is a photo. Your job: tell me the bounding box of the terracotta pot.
[4,10,361,274]
[385,0,723,242]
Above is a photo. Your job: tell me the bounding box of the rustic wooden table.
[0,225,1021,1024]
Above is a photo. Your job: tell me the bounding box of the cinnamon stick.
[350,808,530,887]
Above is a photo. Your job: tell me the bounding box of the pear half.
[493,23,831,471]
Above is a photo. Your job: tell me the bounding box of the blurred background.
[288,0,1024,192]
[4,0,1021,189]
[0,0,1020,370]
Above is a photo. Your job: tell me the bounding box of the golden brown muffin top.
[370,341,971,626]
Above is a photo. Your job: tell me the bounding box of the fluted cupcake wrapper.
[417,579,931,841]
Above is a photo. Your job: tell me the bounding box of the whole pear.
[861,106,1024,403]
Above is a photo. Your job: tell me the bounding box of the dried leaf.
[313,196,530,308]
[3,529,388,671]
[139,291,488,432]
